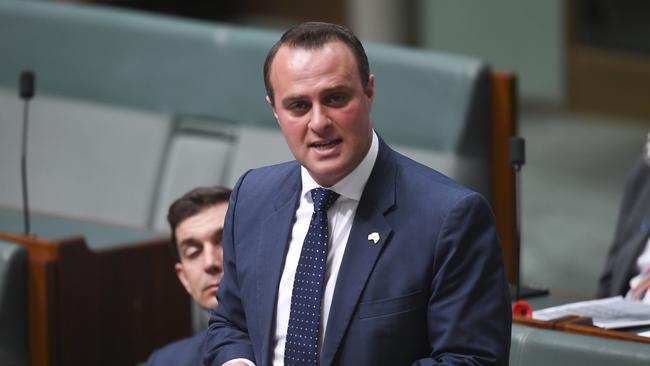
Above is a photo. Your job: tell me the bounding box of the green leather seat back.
[511,324,650,366]
[0,0,491,229]
[0,241,28,365]
[0,1,488,150]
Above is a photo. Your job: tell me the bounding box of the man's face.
[174,202,227,309]
[268,41,375,187]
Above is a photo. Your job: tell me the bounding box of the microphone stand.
[510,136,548,301]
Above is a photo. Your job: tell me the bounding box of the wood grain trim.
[513,314,650,345]
[490,71,517,284]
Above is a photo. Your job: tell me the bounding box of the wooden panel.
[0,232,192,366]
[569,45,650,120]
[0,232,59,365]
[558,322,650,345]
[513,314,650,345]
[242,0,346,25]
[55,237,191,365]
[490,71,517,284]
[512,315,556,330]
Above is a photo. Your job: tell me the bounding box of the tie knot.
[310,188,339,212]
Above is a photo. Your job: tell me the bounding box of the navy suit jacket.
[597,156,650,298]
[205,139,511,365]
[147,331,205,366]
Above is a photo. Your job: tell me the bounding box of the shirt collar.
[301,130,379,202]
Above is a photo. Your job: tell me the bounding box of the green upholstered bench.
[0,240,28,366]
[0,0,493,233]
[511,324,650,366]
[0,206,163,250]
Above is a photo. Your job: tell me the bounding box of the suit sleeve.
[597,157,646,298]
[203,172,257,366]
[597,194,629,298]
[145,348,160,366]
[416,192,511,366]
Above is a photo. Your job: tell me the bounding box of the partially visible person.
[147,186,231,366]
[597,132,650,302]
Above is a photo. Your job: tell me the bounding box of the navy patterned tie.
[284,188,340,366]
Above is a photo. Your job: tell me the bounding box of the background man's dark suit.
[205,139,511,365]
[147,331,205,366]
[597,156,650,297]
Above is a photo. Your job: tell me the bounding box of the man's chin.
[200,299,219,310]
[305,162,351,186]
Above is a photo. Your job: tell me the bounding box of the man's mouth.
[310,139,342,150]
[204,283,220,292]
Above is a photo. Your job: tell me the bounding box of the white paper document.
[533,296,650,329]
[639,330,650,338]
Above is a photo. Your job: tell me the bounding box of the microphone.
[20,72,35,99]
[19,71,35,235]
[509,136,525,170]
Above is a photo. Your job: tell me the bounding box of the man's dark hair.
[167,186,231,262]
[263,21,370,104]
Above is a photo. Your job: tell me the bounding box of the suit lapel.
[320,140,397,366]
[256,167,301,365]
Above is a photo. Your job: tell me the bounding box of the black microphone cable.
[19,71,34,236]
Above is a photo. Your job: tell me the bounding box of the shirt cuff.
[223,358,256,366]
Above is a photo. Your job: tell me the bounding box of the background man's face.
[174,202,227,309]
[268,41,375,187]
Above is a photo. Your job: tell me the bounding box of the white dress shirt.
[271,131,378,365]
[226,132,378,366]
[624,136,650,303]
[627,236,650,303]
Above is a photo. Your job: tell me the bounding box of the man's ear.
[266,95,280,122]
[175,262,192,296]
[366,74,375,103]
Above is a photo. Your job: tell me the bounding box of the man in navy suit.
[147,186,231,366]
[204,22,511,366]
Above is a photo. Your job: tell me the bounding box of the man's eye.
[183,246,201,259]
[325,94,349,107]
[288,101,309,112]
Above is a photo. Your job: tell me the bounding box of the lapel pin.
[368,232,380,244]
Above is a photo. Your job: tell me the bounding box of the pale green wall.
[418,0,565,103]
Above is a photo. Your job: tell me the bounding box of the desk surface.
[0,206,164,249]
[526,294,575,310]
[517,293,650,343]
[512,294,650,365]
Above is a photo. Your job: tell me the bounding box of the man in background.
[598,133,650,302]
[147,186,231,365]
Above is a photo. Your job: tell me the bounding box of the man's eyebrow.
[179,238,200,247]
[281,84,354,105]
[213,228,224,238]
[282,95,306,105]
[324,83,353,92]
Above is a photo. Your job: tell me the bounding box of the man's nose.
[204,245,223,274]
[309,104,331,132]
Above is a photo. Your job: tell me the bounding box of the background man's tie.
[284,188,339,366]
